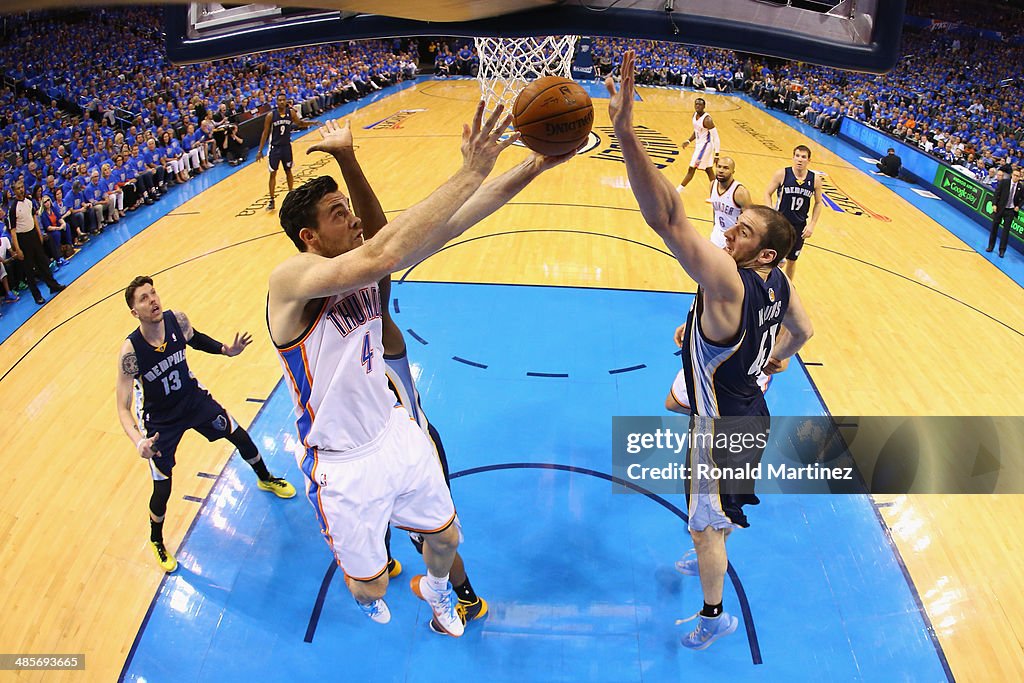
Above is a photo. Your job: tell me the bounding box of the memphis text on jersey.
[142,348,187,383]
[326,286,382,337]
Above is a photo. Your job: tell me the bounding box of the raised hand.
[223,332,252,357]
[606,50,636,129]
[307,118,354,157]
[528,143,583,173]
[460,101,518,177]
[138,432,161,459]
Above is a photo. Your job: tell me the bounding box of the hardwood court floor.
[0,79,1021,681]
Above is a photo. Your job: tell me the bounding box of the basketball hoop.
[474,35,580,114]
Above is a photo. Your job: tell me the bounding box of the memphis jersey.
[681,268,790,416]
[269,111,293,148]
[693,113,721,157]
[275,286,393,452]
[710,179,743,248]
[776,167,816,228]
[128,311,202,427]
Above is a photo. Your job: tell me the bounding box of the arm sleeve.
[186,329,224,355]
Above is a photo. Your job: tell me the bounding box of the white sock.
[426,572,449,593]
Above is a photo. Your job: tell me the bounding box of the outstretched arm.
[271,103,520,305]
[175,310,252,356]
[606,50,740,301]
[291,109,316,130]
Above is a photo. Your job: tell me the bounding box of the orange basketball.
[512,76,594,157]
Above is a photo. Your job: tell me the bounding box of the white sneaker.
[356,598,391,624]
[411,575,464,637]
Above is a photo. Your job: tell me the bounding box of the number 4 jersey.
[681,268,790,417]
[128,310,209,428]
[274,285,394,453]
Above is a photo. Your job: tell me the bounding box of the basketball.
[512,76,594,156]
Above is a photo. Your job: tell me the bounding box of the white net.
[474,35,580,114]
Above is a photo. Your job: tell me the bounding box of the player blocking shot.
[267,104,576,635]
[608,50,814,651]
[116,276,296,573]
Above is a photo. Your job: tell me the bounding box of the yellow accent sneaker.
[459,596,489,622]
[388,558,403,578]
[150,540,178,573]
[257,476,296,499]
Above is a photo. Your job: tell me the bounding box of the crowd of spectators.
[592,4,1024,190]
[0,8,418,312]
[2,3,1022,314]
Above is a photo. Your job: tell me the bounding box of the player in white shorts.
[707,157,752,248]
[267,108,574,636]
[678,97,721,190]
[667,157,770,414]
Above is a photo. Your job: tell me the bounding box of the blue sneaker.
[356,598,391,624]
[679,611,738,650]
[674,549,698,576]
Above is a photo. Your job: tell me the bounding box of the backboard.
[159,0,905,73]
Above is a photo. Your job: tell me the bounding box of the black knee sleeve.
[150,478,172,518]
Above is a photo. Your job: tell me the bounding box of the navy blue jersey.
[128,311,203,427]
[776,167,816,229]
[269,111,293,149]
[682,268,790,416]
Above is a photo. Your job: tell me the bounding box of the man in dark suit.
[877,148,902,178]
[987,165,1022,257]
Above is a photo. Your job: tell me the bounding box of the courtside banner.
[611,416,1024,495]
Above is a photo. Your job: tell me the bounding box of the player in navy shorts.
[609,51,814,650]
[764,144,823,281]
[116,276,296,572]
[257,94,315,211]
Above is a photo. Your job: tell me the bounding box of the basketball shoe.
[387,558,403,578]
[411,575,464,637]
[678,611,738,650]
[150,540,178,573]
[674,548,698,576]
[257,476,296,498]
[356,598,391,624]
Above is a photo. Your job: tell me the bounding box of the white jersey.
[709,179,743,248]
[691,112,721,169]
[275,285,394,453]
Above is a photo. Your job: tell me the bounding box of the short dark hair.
[695,97,706,105]
[748,205,796,268]
[887,148,895,154]
[279,175,339,252]
[125,275,153,308]
[793,144,812,159]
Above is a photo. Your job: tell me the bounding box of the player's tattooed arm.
[120,350,138,376]
[174,310,195,341]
